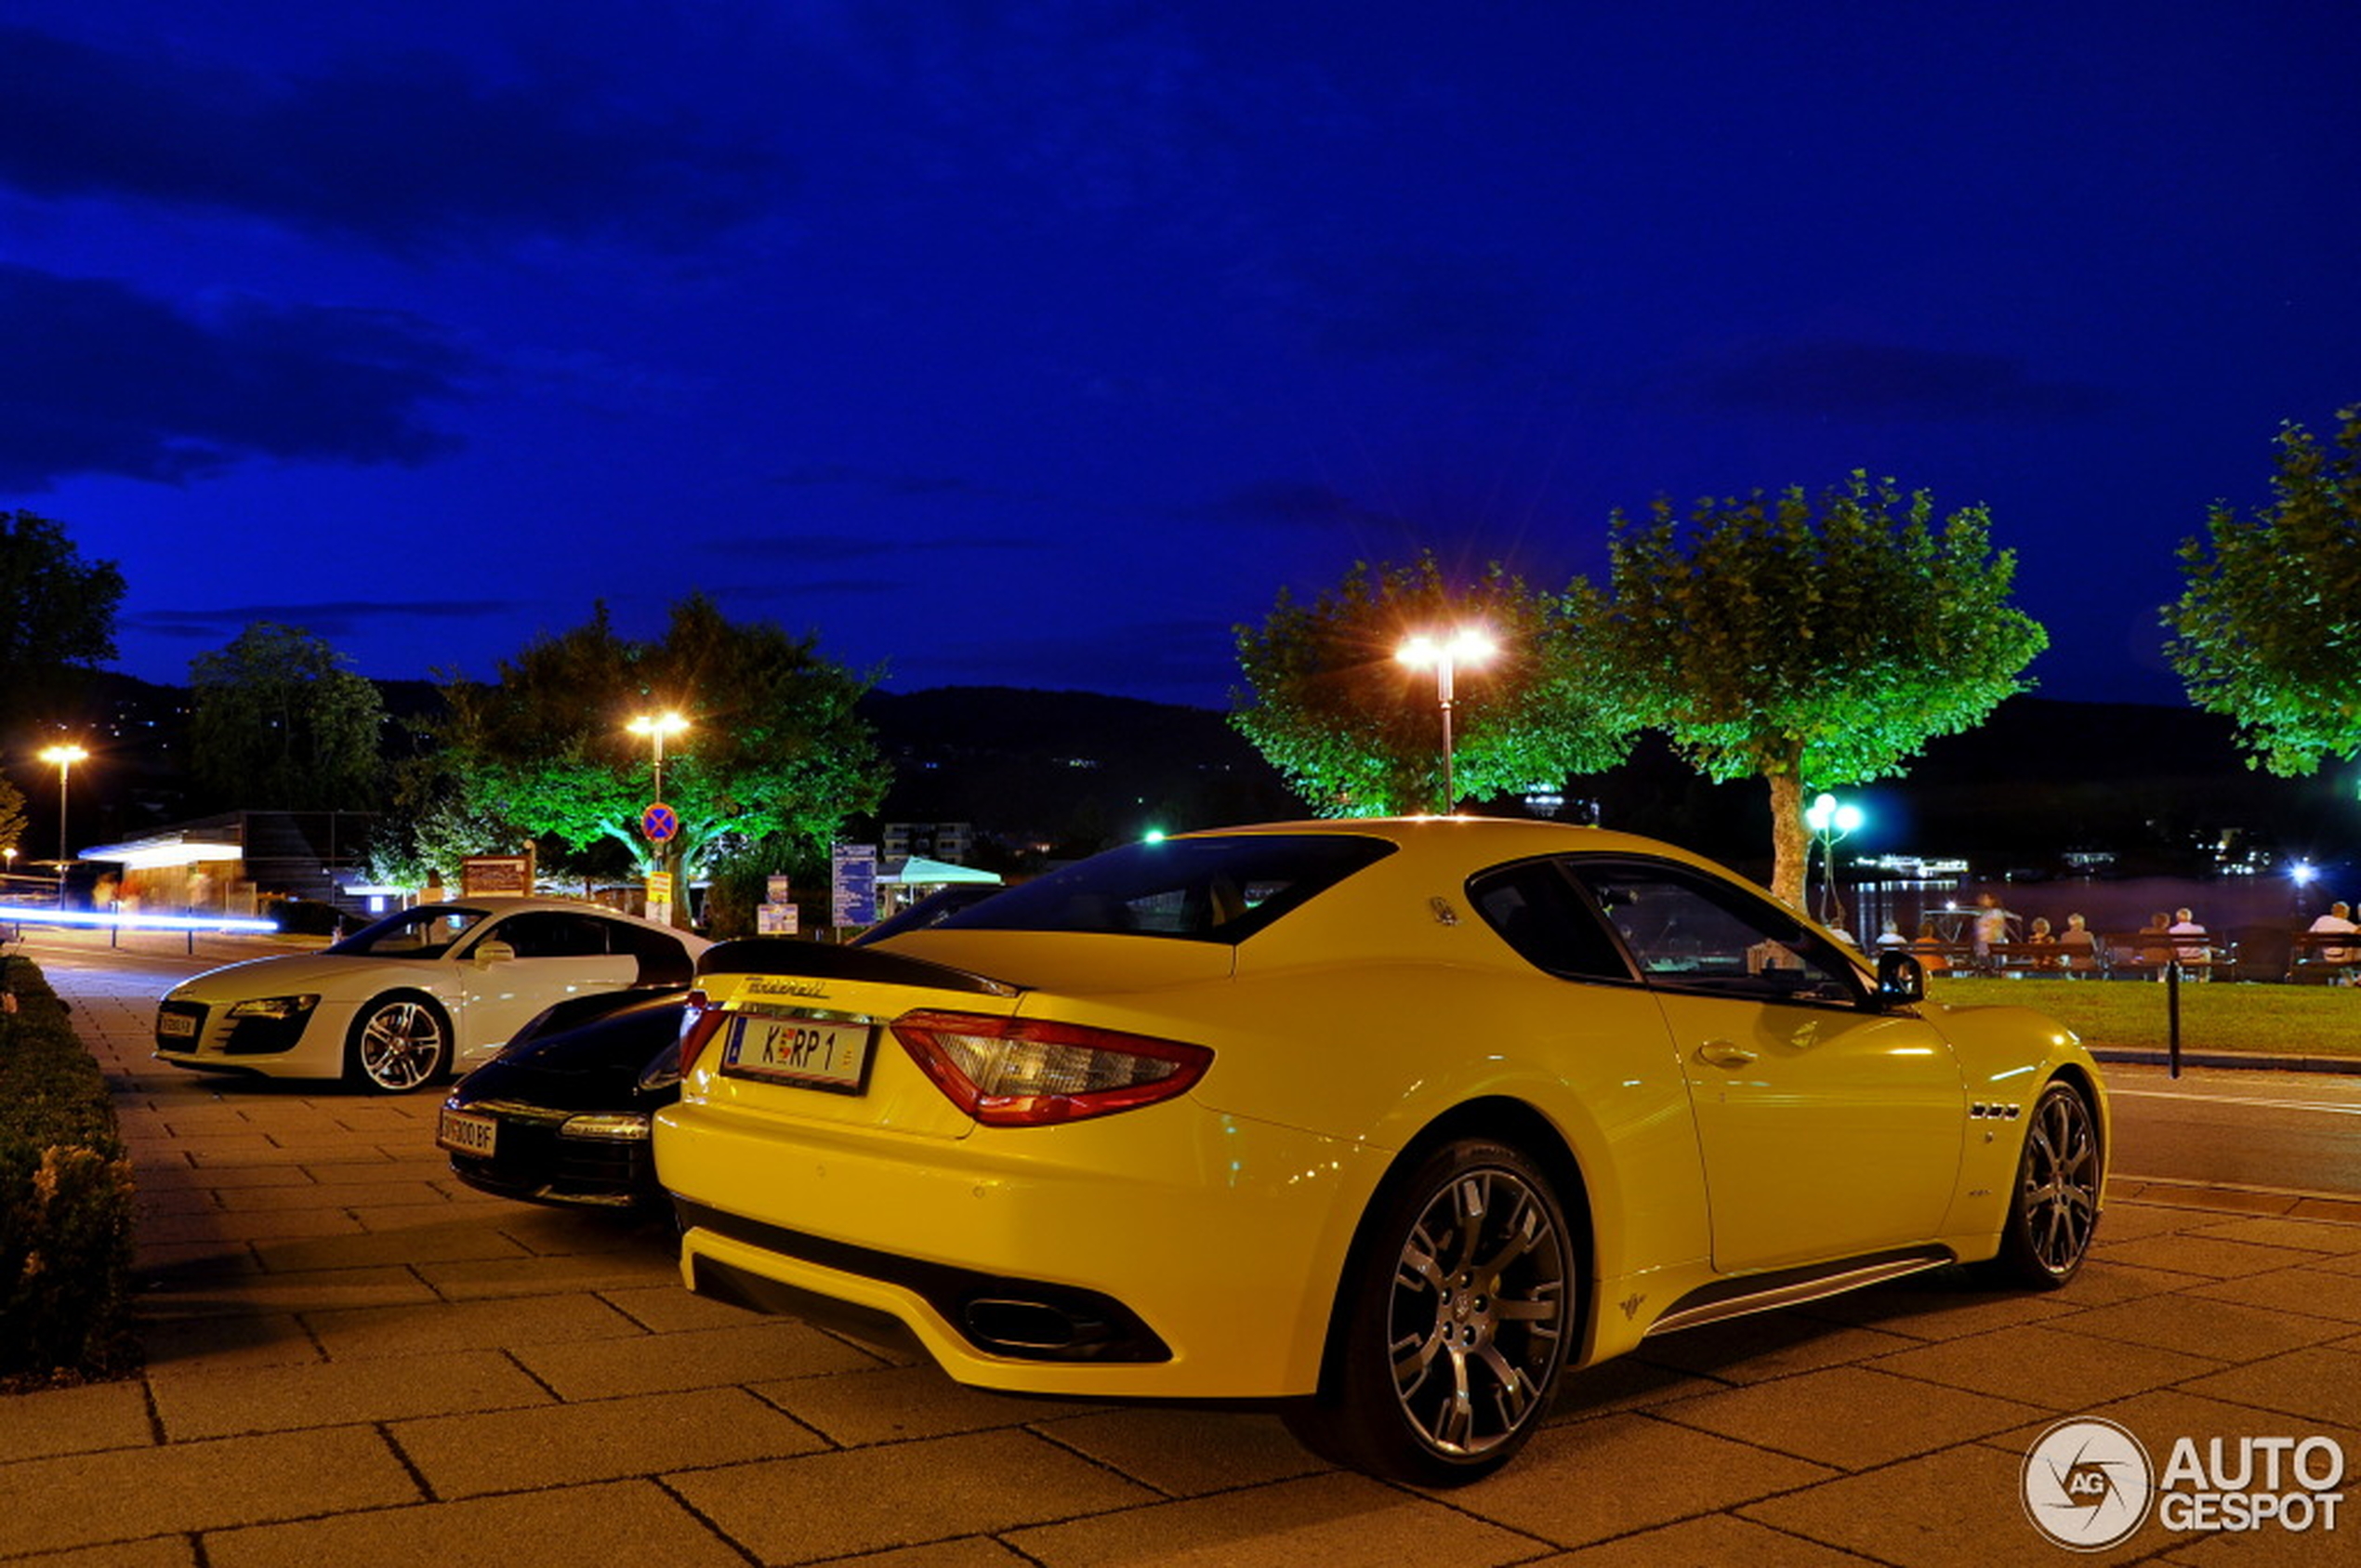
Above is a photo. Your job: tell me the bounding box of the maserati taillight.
[891,1010,1211,1127]
[676,991,728,1081]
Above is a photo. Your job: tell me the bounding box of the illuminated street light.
[627,712,690,800]
[1396,627,1497,815]
[1804,791,1865,931]
[38,744,88,896]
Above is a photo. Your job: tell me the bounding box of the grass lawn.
[1929,976,2361,1059]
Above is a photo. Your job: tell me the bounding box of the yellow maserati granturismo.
[654,818,2105,1483]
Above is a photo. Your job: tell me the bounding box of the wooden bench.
[2288,930,2361,983]
[2098,932,2224,980]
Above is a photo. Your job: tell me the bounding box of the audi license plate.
[721,1013,877,1094]
[437,1108,498,1157]
[158,1011,197,1038]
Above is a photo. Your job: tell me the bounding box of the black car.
[437,884,1005,1207]
[437,990,687,1208]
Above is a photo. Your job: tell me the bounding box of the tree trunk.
[1765,768,1809,912]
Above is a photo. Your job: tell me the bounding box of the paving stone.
[2119,1184,2307,1218]
[412,1248,679,1300]
[2186,1268,2361,1324]
[390,1386,828,1498]
[0,1379,154,1463]
[1441,1412,1835,1548]
[1008,1471,1544,1567]
[149,1348,552,1439]
[2086,1199,2225,1241]
[1637,1312,1923,1384]
[142,1264,440,1316]
[666,1429,1159,1561]
[2049,1258,2217,1307]
[139,1208,366,1245]
[135,1312,322,1374]
[138,1165,315,1191]
[0,1536,199,1568]
[752,1362,1072,1447]
[2092,1234,2328,1278]
[200,1479,746,1568]
[1547,1352,1730,1421]
[823,1542,1035,1568]
[248,1223,528,1273]
[2288,1196,2361,1225]
[1741,1444,2154,1568]
[2182,1216,2361,1255]
[1652,1364,2045,1470]
[1871,1324,2225,1410]
[1523,1511,1901,1566]
[516,1317,884,1400]
[302,1157,455,1187]
[306,1289,646,1359]
[1983,1385,2361,1463]
[1798,1279,2084,1340]
[0,1428,417,1557]
[1026,1408,1326,1496]
[211,1180,446,1212]
[349,1200,515,1232]
[2175,1346,2361,1430]
[600,1280,774,1335]
[2039,1293,2354,1363]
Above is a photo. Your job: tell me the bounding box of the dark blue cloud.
[1695,340,2117,422]
[1209,481,1407,531]
[0,266,467,490]
[0,25,792,253]
[125,600,515,641]
[0,264,465,491]
[1299,250,1550,378]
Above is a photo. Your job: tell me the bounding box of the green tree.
[0,771,26,864]
[1233,552,1631,815]
[1577,475,2046,908]
[0,510,127,734]
[438,594,888,923]
[2166,404,2361,775]
[188,623,390,810]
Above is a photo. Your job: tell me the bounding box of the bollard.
[2167,959,2183,1079]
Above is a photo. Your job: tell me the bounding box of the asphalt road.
[2104,1061,2361,1198]
[16,925,2359,1201]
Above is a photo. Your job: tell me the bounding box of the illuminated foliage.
[1577,475,2045,907]
[2166,405,2361,775]
[0,771,24,859]
[188,622,389,810]
[436,595,887,914]
[1232,553,1631,815]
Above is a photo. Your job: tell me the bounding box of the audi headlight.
[228,995,320,1020]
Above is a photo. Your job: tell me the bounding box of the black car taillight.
[891,1010,1211,1127]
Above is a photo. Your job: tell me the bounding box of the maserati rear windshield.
[936,834,1394,944]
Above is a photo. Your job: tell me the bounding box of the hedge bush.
[0,953,138,1386]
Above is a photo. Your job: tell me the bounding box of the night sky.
[6,2,2356,711]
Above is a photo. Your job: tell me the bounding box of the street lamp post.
[1804,791,1865,932]
[627,713,690,927]
[1395,627,1497,815]
[38,744,87,898]
[627,712,690,800]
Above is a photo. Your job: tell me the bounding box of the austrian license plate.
[437,1108,498,1157]
[721,1012,877,1094]
[158,1011,197,1038]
